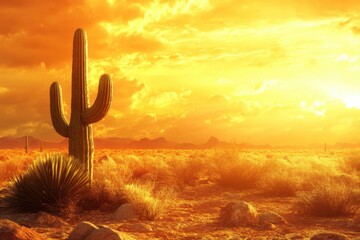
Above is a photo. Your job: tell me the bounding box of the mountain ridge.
[0,136,358,150]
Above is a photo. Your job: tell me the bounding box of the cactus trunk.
[50,28,112,185]
[25,136,28,154]
[69,29,94,182]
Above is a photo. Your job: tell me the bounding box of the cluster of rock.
[67,221,136,240]
[218,201,350,239]
[219,201,287,230]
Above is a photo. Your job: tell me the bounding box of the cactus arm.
[82,74,112,124]
[50,82,70,138]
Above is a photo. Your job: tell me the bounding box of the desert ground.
[1,148,360,239]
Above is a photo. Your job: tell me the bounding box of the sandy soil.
[1,182,360,239]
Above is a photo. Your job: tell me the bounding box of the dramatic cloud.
[1,0,360,145]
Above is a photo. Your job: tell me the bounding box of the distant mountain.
[0,136,67,150]
[94,137,133,149]
[128,137,176,149]
[0,136,359,150]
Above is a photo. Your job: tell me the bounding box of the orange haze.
[1,0,360,146]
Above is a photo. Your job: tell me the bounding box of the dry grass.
[297,179,360,217]
[123,182,176,220]
[169,154,205,188]
[259,173,300,197]
[213,149,269,189]
[1,148,360,221]
[342,152,360,173]
[80,155,131,211]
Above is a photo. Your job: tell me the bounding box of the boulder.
[0,219,45,240]
[113,204,136,221]
[98,155,116,165]
[310,233,349,240]
[219,201,259,227]
[258,211,287,225]
[84,226,136,240]
[261,222,276,230]
[67,221,98,240]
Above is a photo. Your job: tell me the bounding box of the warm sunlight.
[2,2,360,239]
[1,0,360,147]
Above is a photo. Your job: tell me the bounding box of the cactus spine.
[50,28,113,184]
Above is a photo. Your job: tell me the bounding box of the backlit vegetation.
[2,154,89,214]
[0,148,360,221]
[297,179,360,217]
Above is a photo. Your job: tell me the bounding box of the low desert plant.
[79,156,130,211]
[213,150,268,189]
[297,180,360,217]
[259,173,300,197]
[342,153,360,173]
[2,154,89,214]
[169,155,205,188]
[123,182,176,220]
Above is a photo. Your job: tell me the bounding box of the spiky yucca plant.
[3,154,89,213]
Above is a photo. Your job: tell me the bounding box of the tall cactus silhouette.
[50,28,113,184]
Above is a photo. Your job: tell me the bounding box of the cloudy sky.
[1,0,360,145]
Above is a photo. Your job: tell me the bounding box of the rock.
[259,211,287,225]
[32,212,68,227]
[219,201,259,227]
[310,233,349,240]
[120,223,153,232]
[113,204,136,220]
[0,219,45,240]
[98,155,116,165]
[261,222,276,230]
[84,226,136,240]
[67,221,98,240]
[67,222,136,240]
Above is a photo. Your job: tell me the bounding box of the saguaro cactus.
[50,28,112,184]
[25,136,28,154]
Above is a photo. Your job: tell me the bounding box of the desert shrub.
[213,150,269,189]
[123,182,176,220]
[2,154,89,214]
[297,180,360,217]
[0,160,22,186]
[259,173,300,197]
[169,155,205,188]
[79,156,130,211]
[342,153,360,173]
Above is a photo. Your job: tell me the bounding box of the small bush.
[79,156,130,211]
[169,155,205,188]
[213,150,268,189]
[2,154,89,214]
[123,182,176,220]
[343,153,360,172]
[259,173,300,197]
[297,180,360,217]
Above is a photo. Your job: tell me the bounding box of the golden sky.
[1,0,360,145]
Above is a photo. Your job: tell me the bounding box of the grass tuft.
[2,154,89,214]
[213,150,268,189]
[123,182,176,220]
[297,180,360,217]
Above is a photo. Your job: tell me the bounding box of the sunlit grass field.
[1,148,360,218]
[1,148,360,239]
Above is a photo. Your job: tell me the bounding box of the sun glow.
[1,1,360,145]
